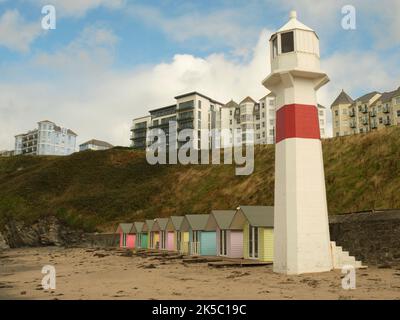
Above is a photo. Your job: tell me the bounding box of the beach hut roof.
[167,216,185,231]
[116,223,134,234]
[152,218,169,231]
[181,214,209,232]
[205,210,237,231]
[142,219,155,232]
[230,206,274,229]
[131,222,144,233]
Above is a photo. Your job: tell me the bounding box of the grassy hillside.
[1,126,400,232]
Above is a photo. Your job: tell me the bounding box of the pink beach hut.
[116,223,136,249]
[205,210,243,258]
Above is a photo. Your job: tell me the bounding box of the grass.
[0,126,400,232]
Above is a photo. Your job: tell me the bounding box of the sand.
[0,247,399,300]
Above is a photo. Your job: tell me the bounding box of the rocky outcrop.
[0,231,9,249]
[1,216,84,248]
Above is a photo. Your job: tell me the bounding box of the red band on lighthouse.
[275,104,320,143]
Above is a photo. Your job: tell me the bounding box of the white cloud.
[34,25,118,75]
[127,4,261,57]
[33,0,125,17]
[0,9,42,53]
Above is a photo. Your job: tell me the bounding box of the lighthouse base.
[273,138,333,275]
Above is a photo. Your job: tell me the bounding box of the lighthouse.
[263,11,333,274]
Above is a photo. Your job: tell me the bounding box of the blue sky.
[0,0,399,149]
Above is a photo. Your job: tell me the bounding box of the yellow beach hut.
[152,218,169,250]
[229,206,274,262]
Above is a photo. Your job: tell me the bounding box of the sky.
[0,0,399,149]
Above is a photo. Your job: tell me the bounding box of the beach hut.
[142,219,158,249]
[131,222,147,249]
[152,218,169,250]
[181,214,216,256]
[116,223,136,249]
[205,210,243,258]
[229,206,274,262]
[166,216,185,252]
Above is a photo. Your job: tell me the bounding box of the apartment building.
[130,92,224,150]
[131,91,327,149]
[79,139,113,151]
[331,86,400,137]
[15,120,77,156]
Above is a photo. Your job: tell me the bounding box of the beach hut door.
[122,233,127,247]
[248,226,259,259]
[177,232,181,251]
[219,230,227,256]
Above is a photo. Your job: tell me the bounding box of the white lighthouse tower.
[263,11,333,274]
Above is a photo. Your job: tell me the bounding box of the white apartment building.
[131,92,224,150]
[15,120,77,156]
[79,139,113,152]
[130,91,327,149]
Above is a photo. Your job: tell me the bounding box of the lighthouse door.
[248,226,259,259]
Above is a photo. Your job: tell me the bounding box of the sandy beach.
[0,247,399,300]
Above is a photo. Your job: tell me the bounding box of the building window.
[396,97,400,105]
[230,119,232,125]
[198,100,201,109]
[230,110,232,116]
[319,111,324,116]
[281,31,294,53]
[272,35,278,58]
[262,122,265,128]
[397,110,400,117]
[379,117,383,124]
[335,110,339,116]
[342,109,347,115]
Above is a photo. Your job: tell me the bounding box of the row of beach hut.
[116,206,274,262]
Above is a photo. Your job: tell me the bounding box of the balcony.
[350,121,357,128]
[362,116,369,125]
[383,105,390,113]
[349,109,356,117]
[177,112,194,122]
[370,109,377,117]
[371,120,378,129]
[178,100,194,111]
[383,118,391,126]
[361,106,368,113]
